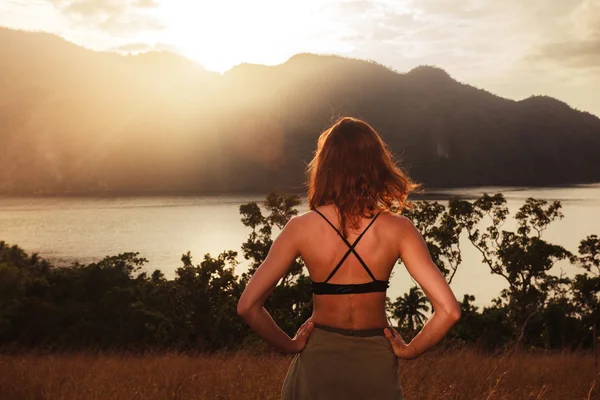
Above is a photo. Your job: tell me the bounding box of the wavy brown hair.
[307,116,421,237]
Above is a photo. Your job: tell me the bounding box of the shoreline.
[0,182,599,199]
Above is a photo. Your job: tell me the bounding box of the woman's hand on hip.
[384,326,417,360]
[287,317,314,353]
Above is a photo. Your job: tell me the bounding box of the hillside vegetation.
[1,28,600,194]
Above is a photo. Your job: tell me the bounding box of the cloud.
[528,0,600,69]
[323,0,424,63]
[334,0,420,39]
[49,0,120,16]
[47,0,163,34]
[135,0,159,8]
[111,41,179,53]
[331,0,599,78]
[535,40,600,69]
[335,0,377,14]
[570,0,600,38]
[97,13,164,35]
[111,42,153,52]
[408,0,489,19]
[330,0,528,74]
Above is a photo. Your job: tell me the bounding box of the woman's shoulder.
[284,210,321,232]
[378,210,415,229]
[292,209,319,223]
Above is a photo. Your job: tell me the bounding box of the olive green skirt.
[281,323,404,400]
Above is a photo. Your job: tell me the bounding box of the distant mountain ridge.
[1,27,599,195]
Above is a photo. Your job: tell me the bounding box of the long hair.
[307,116,421,237]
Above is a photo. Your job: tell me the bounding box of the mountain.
[1,27,599,195]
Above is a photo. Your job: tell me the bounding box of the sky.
[1,0,599,117]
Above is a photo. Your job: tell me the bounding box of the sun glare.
[152,0,349,73]
[156,1,293,72]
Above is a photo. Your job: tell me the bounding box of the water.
[1,184,599,309]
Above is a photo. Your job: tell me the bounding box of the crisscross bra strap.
[312,209,381,282]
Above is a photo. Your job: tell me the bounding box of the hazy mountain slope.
[1,27,599,194]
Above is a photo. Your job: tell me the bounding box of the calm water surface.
[1,184,599,308]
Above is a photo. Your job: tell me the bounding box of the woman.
[237,116,461,399]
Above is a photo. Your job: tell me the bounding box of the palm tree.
[391,286,430,332]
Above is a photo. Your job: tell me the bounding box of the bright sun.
[152,0,349,73]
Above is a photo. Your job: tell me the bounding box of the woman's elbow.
[439,301,461,323]
[237,298,251,318]
[237,296,260,320]
[448,303,462,322]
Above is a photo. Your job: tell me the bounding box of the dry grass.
[0,348,597,400]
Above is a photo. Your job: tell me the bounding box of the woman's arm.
[384,215,461,359]
[237,216,314,353]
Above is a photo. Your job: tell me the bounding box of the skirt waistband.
[313,322,387,337]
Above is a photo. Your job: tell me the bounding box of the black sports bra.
[310,209,390,295]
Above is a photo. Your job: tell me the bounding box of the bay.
[1,184,599,308]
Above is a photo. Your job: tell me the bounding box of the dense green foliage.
[1,192,598,353]
[2,27,600,195]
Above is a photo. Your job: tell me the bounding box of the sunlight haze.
[1,0,599,115]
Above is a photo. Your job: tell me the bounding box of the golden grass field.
[0,348,597,400]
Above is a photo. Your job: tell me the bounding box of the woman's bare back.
[296,205,403,330]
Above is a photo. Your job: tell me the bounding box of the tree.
[240,191,302,281]
[239,191,312,336]
[170,250,246,351]
[450,194,572,344]
[402,200,462,284]
[572,234,600,348]
[391,286,429,334]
